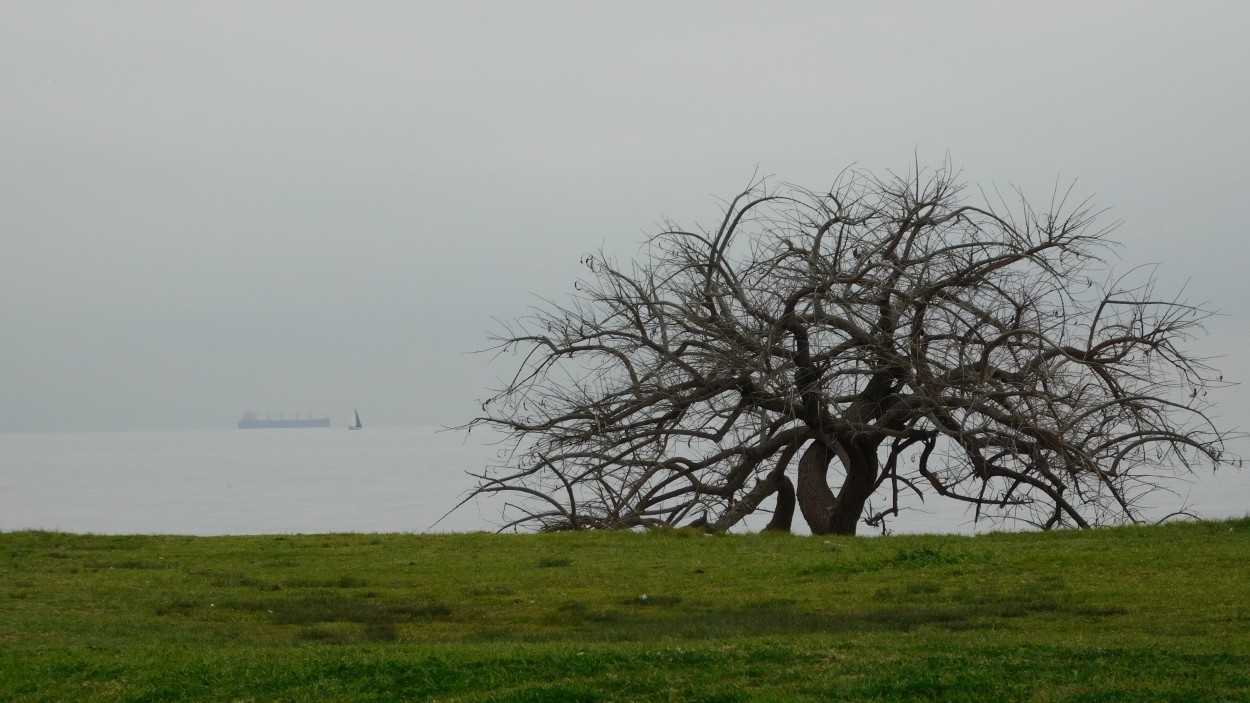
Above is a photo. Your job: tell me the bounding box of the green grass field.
[2,519,1248,701]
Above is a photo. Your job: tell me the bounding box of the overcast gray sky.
[2,1,1248,434]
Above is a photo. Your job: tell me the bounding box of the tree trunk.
[826,440,879,535]
[796,439,879,535]
[764,475,795,532]
[796,441,836,534]
[709,463,797,533]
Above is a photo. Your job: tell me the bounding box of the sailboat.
[348,408,363,430]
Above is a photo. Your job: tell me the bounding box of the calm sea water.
[1,426,1246,535]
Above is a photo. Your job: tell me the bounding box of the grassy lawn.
[2,519,1248,701]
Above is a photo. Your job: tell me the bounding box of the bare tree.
[462,163,1238,535]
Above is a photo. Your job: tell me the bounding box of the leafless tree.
[462,163,1238,535]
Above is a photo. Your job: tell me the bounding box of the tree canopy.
[464,163,1238,534]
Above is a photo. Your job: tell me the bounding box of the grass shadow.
[283,575,371,589]
[227,593,451,626]
[534,581,1127,642]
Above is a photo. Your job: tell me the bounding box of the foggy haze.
[2,1,1248,437]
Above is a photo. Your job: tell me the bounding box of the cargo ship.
[237,411,331,429]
